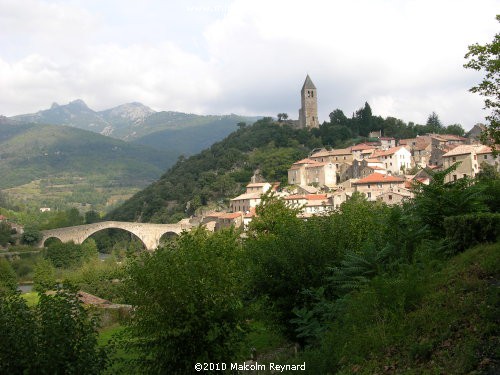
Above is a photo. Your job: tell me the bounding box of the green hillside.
[132,114,256,155]
[108,118,318,222]
[0,121,176,211]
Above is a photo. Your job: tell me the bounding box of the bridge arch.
[39,221,191,251]
[42,236,63,247]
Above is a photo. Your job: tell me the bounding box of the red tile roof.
[372,146,405,157]
[293,158,317,165]
[351,143,374,151]
[353,173,405,184]
[220,212,243,219]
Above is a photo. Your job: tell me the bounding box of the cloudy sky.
[0,0,498,129]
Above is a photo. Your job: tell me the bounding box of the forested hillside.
[109,105,467,223]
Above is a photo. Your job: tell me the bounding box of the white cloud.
[0,0,498,129]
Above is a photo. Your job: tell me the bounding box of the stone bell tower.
[298,75,318,129]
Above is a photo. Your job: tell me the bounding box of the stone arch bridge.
[39,221,194,251]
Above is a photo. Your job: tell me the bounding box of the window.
[463,174,467,178]
[484,155,488,160]
[367,184,371,188]
[377,183,382,188]
[453,175,457,181]
[388,194,393,200]
[367,192,371,198]
[452,156,456,162]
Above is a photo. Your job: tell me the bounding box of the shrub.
[444,213,500,253]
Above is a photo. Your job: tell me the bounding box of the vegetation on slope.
[109,106,466,223]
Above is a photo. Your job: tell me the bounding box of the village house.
[442,144,496,182]
[288,158,316,185]
[379,137,396,150]
[377,189,412,205]
[400,136,433,168]
[351,143,376,160]
[217,212,244,230]
[352,173,406,201]
[372,146,412,175]
[284,194,333,215]
[288,158,336,188]
[229,192,262,213]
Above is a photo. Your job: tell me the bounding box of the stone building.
[298,75,319,129]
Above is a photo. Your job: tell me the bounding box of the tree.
[0,258,17,293]
[0,286,107,374]
[22,226,42,246]
[329,109,348,125]
[0,221,12,247]
[85,210,101,224]
[33,258,57,292]
[426,112,443,133]
[277,113,289,122]
[445,123,465,136]
[464,15,500,150]
[124,228,246,374]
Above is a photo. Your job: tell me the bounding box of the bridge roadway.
[39,220,194,251]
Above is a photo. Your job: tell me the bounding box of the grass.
[21,292,39,307]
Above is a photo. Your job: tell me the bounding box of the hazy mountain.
[9,101,261,153]
[0,120,176,190]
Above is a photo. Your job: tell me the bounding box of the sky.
[0,0,498,130]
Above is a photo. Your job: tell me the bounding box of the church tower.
[298,75,318,129]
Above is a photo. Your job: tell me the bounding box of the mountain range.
[10,100,261,155]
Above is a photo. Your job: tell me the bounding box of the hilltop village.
[200,76,497,230]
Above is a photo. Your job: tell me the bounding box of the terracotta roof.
[246,182,269,187]
[305,194,328,200]
[293,158,317,165]
[328,148,352,156]
[372,146,407,158]
[284,194,307,200]
[230,193,262,200]
[353,173,405,184]
[305,162,331,168]
[476,145,495,154]
[380,137,395,141]
[351,143,374,151]
[367,166,385,170]
[78,291,112,307]
[220,212,243,219]
[443,145,488,157]
[365,158,382,163]
[204,211,225,218]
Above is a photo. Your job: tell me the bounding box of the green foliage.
[0,258,18,293]
[123,228,246,374]
[409,164,488,238]
[22,226,42,245]
[444,213,500,253]
[45,241,97,268]
[297,243,500,374]
[464,14,500,150]
[85,210,101,224]
[0,221,13,246]
[246,195,342,340]
[62,258,125,303]
[33,258,57,292]
[0,292,37,373]
[0,286,107,374]
[36,286,108,374]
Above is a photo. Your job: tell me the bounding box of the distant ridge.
[9,101,261,154]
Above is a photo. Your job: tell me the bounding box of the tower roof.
[302,74,316,90]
